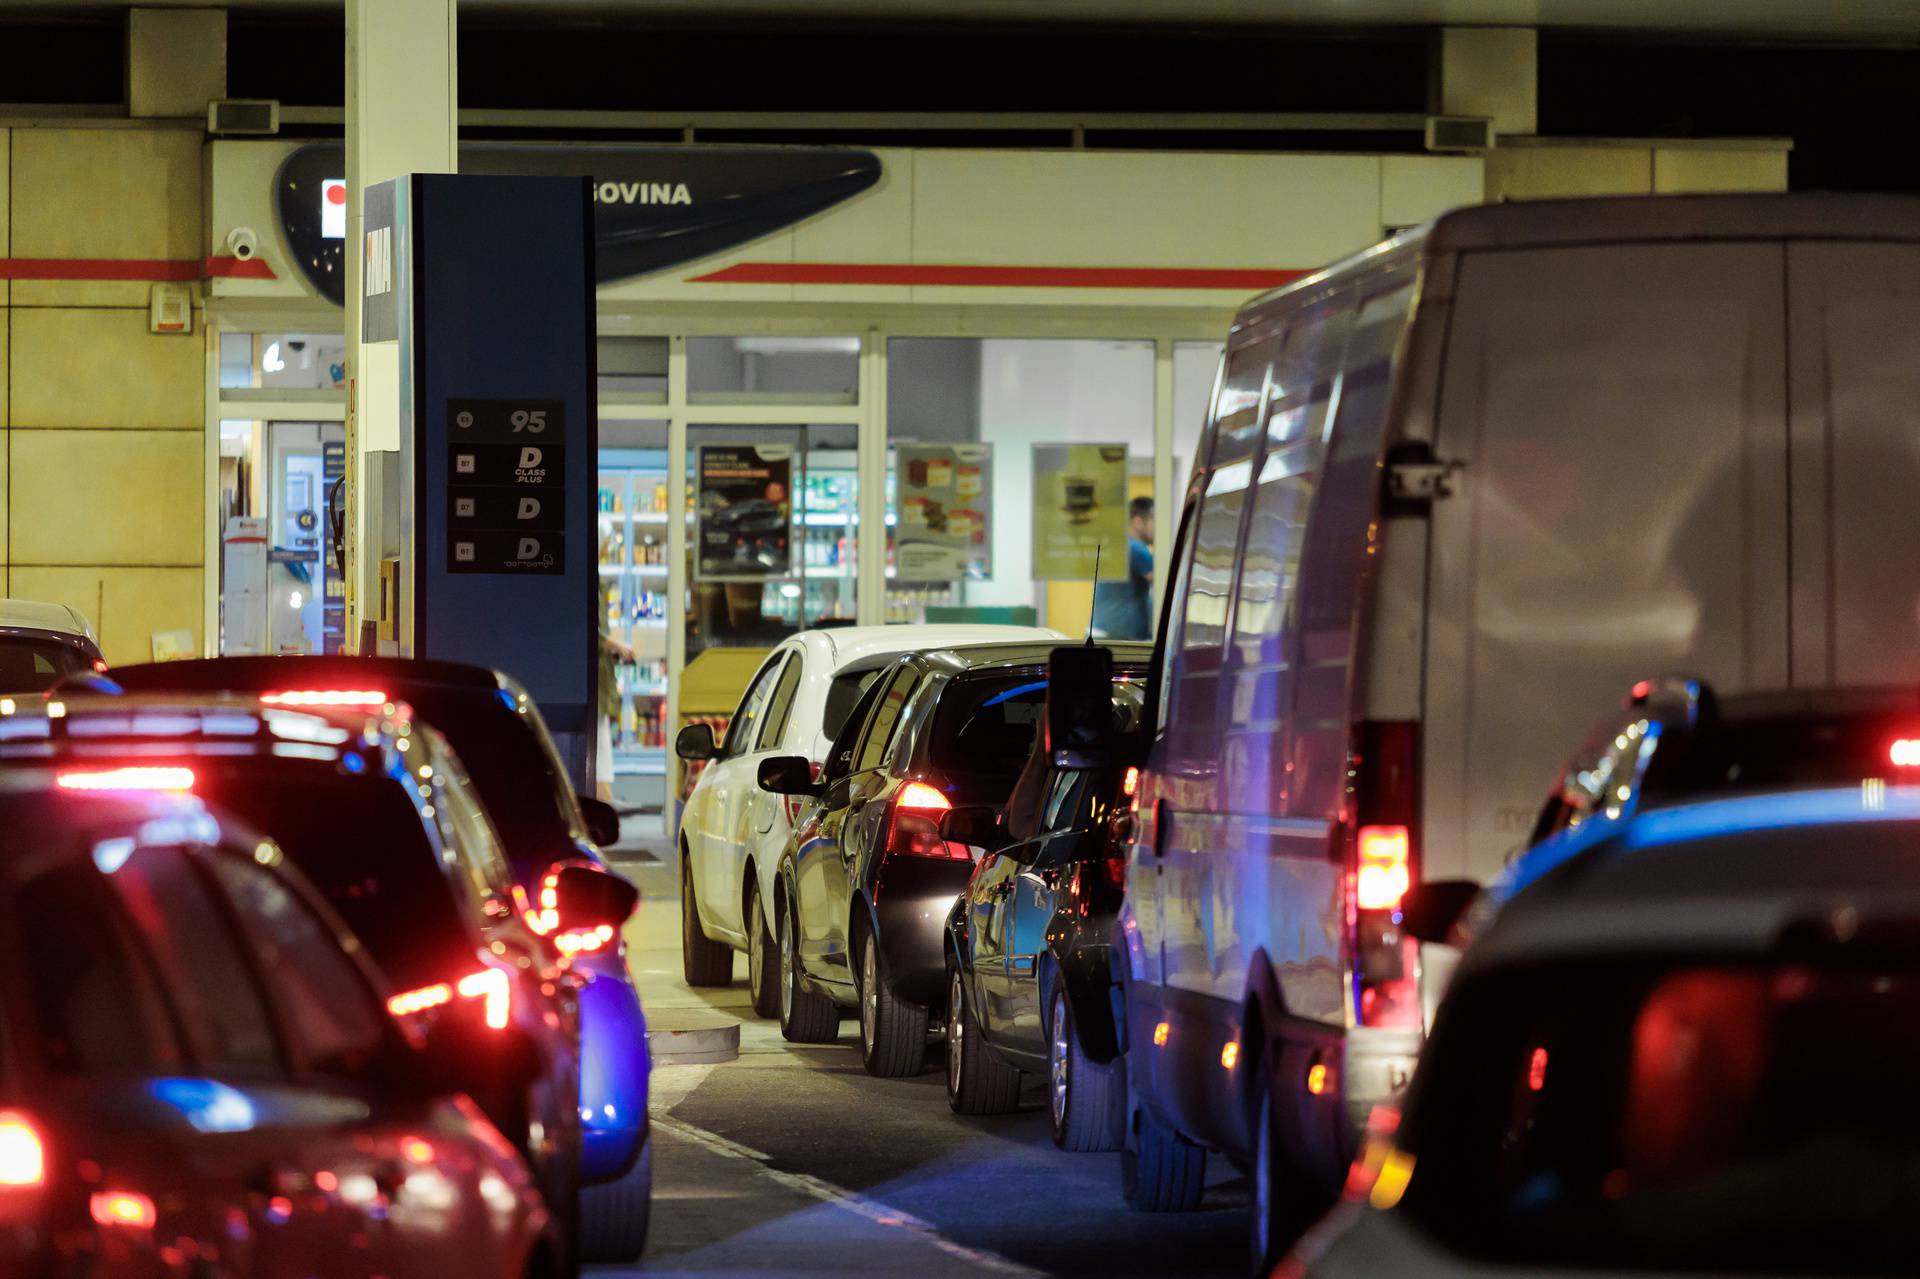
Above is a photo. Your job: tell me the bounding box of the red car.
[0,773,559,1279]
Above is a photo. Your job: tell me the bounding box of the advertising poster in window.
[1031,443,1129,580]
[894,443,992,581]
[695,444,793,581]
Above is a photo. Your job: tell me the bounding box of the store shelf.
[634,564,668,576]
[802,512,854,527]
[632,512,669,524]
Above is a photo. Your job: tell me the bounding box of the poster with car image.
[1031,443,1128,580]
[894,443,992,580]
[696,444,793,580]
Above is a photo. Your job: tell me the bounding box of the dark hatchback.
[0,693,637,1274]
[758,640,1148,1079]
[0,775,555,1279]
[79,655,654,1262]
[942,649,1147,1150]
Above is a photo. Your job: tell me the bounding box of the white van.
[1115,193,1920,1266]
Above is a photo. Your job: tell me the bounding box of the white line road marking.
[649,1109,1048,1279]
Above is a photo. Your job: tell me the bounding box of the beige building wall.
[1486,141,1789,201]
[3,124,206,663]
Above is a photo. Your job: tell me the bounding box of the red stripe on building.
[0,256,276,281]
[689,262,1309,290]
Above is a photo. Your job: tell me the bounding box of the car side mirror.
[578,797,621,848]
[552,863,641,932]
[676,723,717,762]
[940,805,1002,851]
[1400,878,1481,946]
[758,754,822,797]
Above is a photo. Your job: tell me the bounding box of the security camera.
[226,227,259,262]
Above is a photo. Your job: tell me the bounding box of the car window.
[855,668,920,774]
[0,636,93,694]
[109,847,284,1077]
[757,655,805,751]
[1042,769,1095,834]
[824,667,887,742]
[187,757,477,990]
[13,862,185,1075]
[823,674,887,785]
[429,747,517,912]
[403,688,580,875]
[724,653,787,757]
[210,853,386,1077]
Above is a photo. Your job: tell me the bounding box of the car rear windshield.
[185,758,472,989]
[0,636,91,693]
[1398,952,1920,1273]
[1645,712,1920,805]
[929,672,1144,786]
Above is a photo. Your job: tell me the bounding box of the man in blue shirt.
[1091,496,1154,640]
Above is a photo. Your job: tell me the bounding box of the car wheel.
[855,917,929,1077]
[1120,1049,1207,1212]
[945,964,1020,1113]
[680,850,734,987]
[746,881,780,1018]
[1049,983,1123,1152]
[778,890,839,1044]
[579,1131,651,1264]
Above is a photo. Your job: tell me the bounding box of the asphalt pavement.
[595,854,1248,1278]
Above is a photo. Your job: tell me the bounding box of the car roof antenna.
[1084,544,1102,645]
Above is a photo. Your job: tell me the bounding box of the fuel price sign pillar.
[372,172,599,789]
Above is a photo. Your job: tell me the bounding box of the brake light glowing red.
[90,1190,156,1229]
[1891,739,1920,768]
[0,1113,45,1186]
[555,924,616,956]
[457,967,512,1030]
[56,766,194,793]
[1355,825,1411,910]
[898,782,951,812]
[522,871,562,936]
[259,689,388,708]
[91,659,109,674]
[1122,766,1139,798]
[1528,1046,1549,1092]
[386,983,453,1017]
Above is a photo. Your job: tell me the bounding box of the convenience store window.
[598,421,671,796]
[684,423,859,659]
[687,336,859,404]
[884,338,1157,637]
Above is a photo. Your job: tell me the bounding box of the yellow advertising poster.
[1031,443,1128,580]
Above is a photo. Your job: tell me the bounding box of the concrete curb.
[649,1010,742,1064]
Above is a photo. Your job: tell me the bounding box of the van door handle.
[1152,798,1172,860]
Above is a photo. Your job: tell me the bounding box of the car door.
[696,650,789,937]
[819,665,923,976]
[791,670,887,985]
[993,769,1094,1054]
[966,840,1028,1043]
[747,652,807,856]
[208,846,541,1279]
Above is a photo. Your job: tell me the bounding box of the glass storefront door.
[598,421,671,825]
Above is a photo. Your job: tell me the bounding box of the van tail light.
[56,766,194,793]
[0,1112,46,1187]
[1340,721,1422,1032]
[885,781,968,860]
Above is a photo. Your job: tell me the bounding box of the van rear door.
[1424,242,1791,883]
[1785,242,1920,687]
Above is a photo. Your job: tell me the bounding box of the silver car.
[0,598,103,693]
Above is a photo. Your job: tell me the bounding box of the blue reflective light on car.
[150,1078,256,1133]
[91,836,137,875]
[498,689,518,713]
[1619,786,1920,850]
[981,680,1047,708]
[340,752,365,774]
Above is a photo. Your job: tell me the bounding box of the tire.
[746,880,780,1019]
[680,850,734,988]
[778,888,840,1044]
[1121,1052,1207,1212]
[579,1132,652,1264]
[1049,982,1124,1152]
[857,917,929,1078]
[1250,1071,1329,1274]
[945,964,1021,1114]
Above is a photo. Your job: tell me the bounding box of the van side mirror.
[940,805,1002,851]
[1400,879,1481,946]
[676,723,717,762]
[1047,645,1115,769]
[578,797,621,848]
[758,755,822,797]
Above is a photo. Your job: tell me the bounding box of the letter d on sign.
[519,447,543,469]
[517,538,541,559]
[517,498,541,520]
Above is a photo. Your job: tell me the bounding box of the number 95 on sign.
[447,398,564,445]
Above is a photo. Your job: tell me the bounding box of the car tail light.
[555,924,616,956]
[1891,738,1920,768]
[1341,721,1422,1032]
[521,870,562,936]
[56,766,194,793]
[0,1112,45,1187]
[884,782,968,860]
[259,689,389,708]
[91,659,109,674]
[387,965,511,1030]
[90,1190,155,1230]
